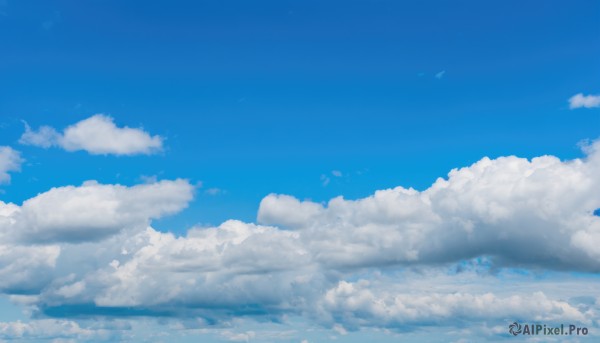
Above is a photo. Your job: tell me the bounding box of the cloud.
[569,93,600,109]
[11,141,598,324]
[0,179,194,243]
[435,70,446,79]
[0,147,22,184]
[317,280,590,330]
[0,319,118,341]
[1,139,600,340]
[19,122,61,149]
[220,330,256,342]
[205,187,224,196]
[19,115,163,155]
[259,140,600,271]
[258,194,324,229]
[0,243,60,293]
[87,220,317,311]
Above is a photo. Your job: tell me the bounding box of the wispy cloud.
[435,70,446,79]
[205,187,224,195]
[0,146,22,184]
[320,174,330,186]
[569,93,600,109]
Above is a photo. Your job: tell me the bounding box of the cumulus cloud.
[0,243,60,293]
[259,140,600,272]
[15,140,599,330]
[1,140,600,340]
[0,179,193,296]
[569,93,600,109]
[0,179,194,243]
[258,194,324,229]
[0,146,22,184]
[19,115,163,155]
[61,221,320,316]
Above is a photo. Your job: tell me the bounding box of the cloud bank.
[1,139,599,341]
[259,141,600,272]
[19,115,163,155]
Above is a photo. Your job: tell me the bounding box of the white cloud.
[258,194,324,229]
[435,70,446,79]
[19,115,163,155]
[220,330,256,342]
[317,280,590,330]
[569,93,600,109]
[0,319,117,341]
[0,179,194,243]
[0,243,59,293]
[1,139,600,340]
[19,122,61,148]
[259,140,600,271]
[88,220,317,310]
[0,147,22,185]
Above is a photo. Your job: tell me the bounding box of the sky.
[0,0,600,342]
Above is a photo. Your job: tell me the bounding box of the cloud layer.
[1,139,599,341]
[19,115,163,155]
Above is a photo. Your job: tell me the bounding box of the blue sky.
[0,0,600,342]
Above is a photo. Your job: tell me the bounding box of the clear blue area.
[0,0,599,234]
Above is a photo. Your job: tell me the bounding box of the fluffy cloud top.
[259,140,600,272]
[569,93,600,109]
[0,146,22,184]
[0,179,194,243]
[88,221,316,312]
[19,115,163,155]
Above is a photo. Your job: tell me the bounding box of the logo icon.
[509,322,522,336]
